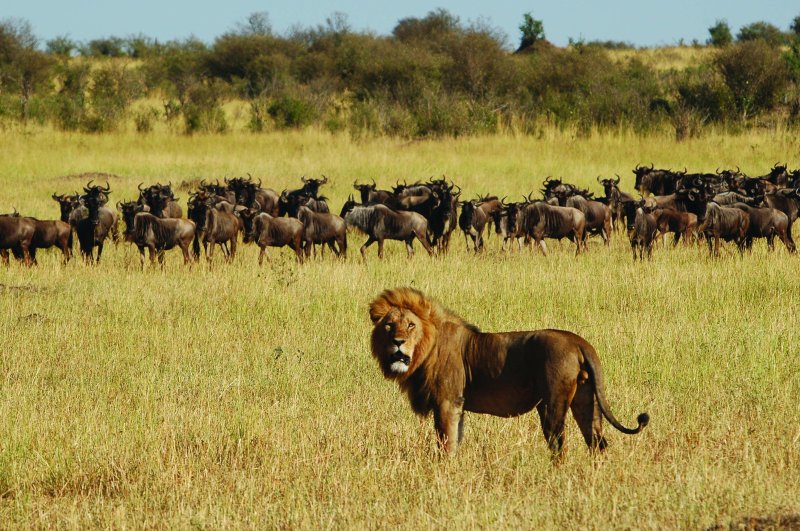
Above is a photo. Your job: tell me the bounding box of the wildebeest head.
[236,205,261,243]
[353,179,377,204]
[116,200,145,234]
[632,164,654,192]
[52,192,81,222]
[81,181,111,225]
[300,175,328,198]
[597,175,621,198]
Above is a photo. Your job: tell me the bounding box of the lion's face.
[370,306,428,378]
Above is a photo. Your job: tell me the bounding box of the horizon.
[4,1,800,49]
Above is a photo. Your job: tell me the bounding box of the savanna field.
[1,125,800,528]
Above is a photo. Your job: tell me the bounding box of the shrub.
[716,41,788,119]
[707,20,733,47]
[267,96,316,128]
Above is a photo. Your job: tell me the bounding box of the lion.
[368,287,649,458]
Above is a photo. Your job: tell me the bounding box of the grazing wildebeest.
[204,205,241,262]
[458,200,487,253]
[651,208,697,246]
[630,205,658,261]
[0,213,35,266]
[700,202,750,257]
[731,203,792,252]
[521,201,586,256]
[296,205,347,259]
[246,212,305,264]
[126,213,195,266]
[343,203,433,260]
[566,195,612,245]
[73,182,117,262]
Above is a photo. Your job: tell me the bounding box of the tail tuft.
[637,413,650,428]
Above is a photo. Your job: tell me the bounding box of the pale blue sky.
[5,0,799,48]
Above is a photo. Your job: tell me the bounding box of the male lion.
[369,287,649,458]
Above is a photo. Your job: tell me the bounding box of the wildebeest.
[247,212,305,264]
[565,195,612,245]
[353,179,392,205]
[226,175,280,216]
[762,188,800,251]
[731,203,792,252]
[651,208,697,246]
[296,205,347,259]
[630,205,658,261]
[125,212,195,266]
[139,182,183,218]
[633,164,682,196]
[204,206,241,262]
[458,200,487,252]
[597,175,635,229]
[496,200,527,251]
[700,202,750,257]
[343,203,433,260]
[521,201,586,256]
[24,218,72,263]
[73,182,117,262]
[0,213,35,266]
[712,191,755,206]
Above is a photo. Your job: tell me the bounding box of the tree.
[716,40,788,120]
[707,20,732,47]
[736,21,786,47]
[234,12,272,36]
[790,15,800,36]
[517,12,545,52]
[0,19,54,121]
[46,35,77,57]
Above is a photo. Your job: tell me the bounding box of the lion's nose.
[392,338,405,347]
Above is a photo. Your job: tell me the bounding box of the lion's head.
[369,288,439,379]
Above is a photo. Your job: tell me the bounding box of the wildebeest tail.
[581,344,649,435]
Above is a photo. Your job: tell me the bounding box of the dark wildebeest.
[700,202,750,257]
[597,175,635,229]
[226,176,280,216]
[630,205,658,261]
[712,191,756,206]
[521,201,586,256]
[296,205,347,259]
[496,200,527,251]
[651,208,697,246]
[204,205,241,262]
[246,212,305,264]
[633,164,683,196]
[427,182,459,253]
[73,182,117,262]
[126,213,195,266]
[139,182,183,218]
[343,203,433,260]
[458,200,488,253]
[731,203,792,252]
[117,201,146,243]
[0,213,35,266]
[565,195,612,245]
[762,188,800,251]
[758,163,790,187]
[353,179,392,205]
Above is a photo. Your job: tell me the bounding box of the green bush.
[267,96,316,128]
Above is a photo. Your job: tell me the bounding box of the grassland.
[1,126,799,528]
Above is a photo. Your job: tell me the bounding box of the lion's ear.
[369,299,389,324]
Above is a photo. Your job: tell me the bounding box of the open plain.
[1,127,799,528]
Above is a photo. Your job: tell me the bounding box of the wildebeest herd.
[2,162,800,266]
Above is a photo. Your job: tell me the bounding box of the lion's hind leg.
[536,400,570,463]
[570,379,608,453]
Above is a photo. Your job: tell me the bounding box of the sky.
[5,0,800,48]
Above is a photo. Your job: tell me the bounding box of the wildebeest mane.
[134,214,171,247]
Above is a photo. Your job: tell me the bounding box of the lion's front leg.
[434,399,464,454]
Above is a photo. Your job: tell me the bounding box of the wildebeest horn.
[736,166,740,173]
[614,174,620,184]
[596,176,601,183]
[52,193,60,200]
[116,201,122,210]
[649,163,654,170]
[321,175,328,184]
[371,177,376,187]
[353,180,358,187]
[301,176,308,183]
[102,181,111,192]
[138,182,145,191]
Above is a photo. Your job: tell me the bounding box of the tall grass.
[0,128,798,527]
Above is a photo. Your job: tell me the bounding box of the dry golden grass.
[1,127,799,528]
[609,46,714,71]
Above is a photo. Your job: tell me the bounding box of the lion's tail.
[582,346,649,435]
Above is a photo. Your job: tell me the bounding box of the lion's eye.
[407,322,415,330]
[385,324,391,332]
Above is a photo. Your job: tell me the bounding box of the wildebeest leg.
[326,240,339,257]
[537,399,569,463]
[405,238,415,258]
[377,238,385,259]
[137,245,146,268]
[0,249,8,266]
[631,241,637,262]
[228,237,237,262]
[96,242,104,264]
[714,235,720,257]
[537,238,548,256]
[416,231,433,256]
[293,240,304,264]
[338,236,347,259]
[148,245,157,265]
[360,237,376,260]
[570,381,608,453]
[672,231,681,247]
[180,242,192,264]
[206,239,215,262]
[258,246,268,266]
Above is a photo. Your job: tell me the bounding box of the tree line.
[1,10,800,139]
